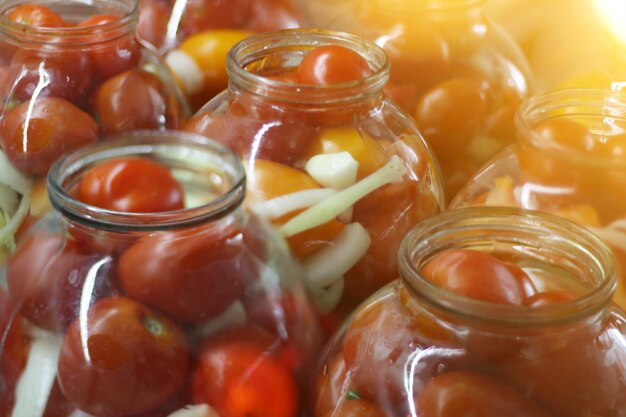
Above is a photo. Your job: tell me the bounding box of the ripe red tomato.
[0,97,99,175]
[136,0,171,49]
[415,371,553,417]
[320,399,389,417]
[57,296,189,417]
[524,290,578,307]
[93,69,179,135]
[7,232,117,331]
[185,92,318,166]
[246,0,301,32]
[9,48,93,104]
[180,0,251,36]
[77,14,141,81]
[118,222,256,323]
[314,353,348,417]
[420,249,527,305]
[77,157,185,213]
[192,326,299,417]
[8,4,65,27]
[296,45,372,85]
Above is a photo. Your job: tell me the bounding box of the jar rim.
[516,88,626,169]
[227,28,390,105]
[398,206,616,326]
[47,130,246,232]
[0,0,138,48]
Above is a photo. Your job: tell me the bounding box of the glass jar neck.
[398,207,616,328]
[47,131,246,233]
[227,29,389,107]
[0,0,138,49]
[516,88,626,169]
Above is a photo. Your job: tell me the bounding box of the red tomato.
[8,4,65,27]
[93,69,180,135]
[136,0,171,49]
[9,48,93,104]
[118,222,255,323]
[77,157,185,213]
[0,97,99,176]
[57,296,189,417]
[180,0,251,36]
[246,0,301,32]
[314,353,348,417]
[421,249,526,305]
[524,290,578,307]
[77,14,141,81]
[185,92,318,166]
[415,371,553,417]
[7,232,117,331]
[192,326,299,417]
[504,262,538,301]
[296,45,372,85]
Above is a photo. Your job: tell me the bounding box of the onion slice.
[1,192,30,251]
[251,188,337,220]
[280,156,406,237]
[168,404,219,417]
[302,222,371,288]
[305,152,358,189]
[165,49,205,95]
[0,150,32,195]
[309,276,344,314]
[11,329,63,417]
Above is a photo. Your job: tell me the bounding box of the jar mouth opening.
[0,0,138,48]
[227,29,390,105]
[399,207,616,326]
[516,88,626,169]
[47,131,246,232]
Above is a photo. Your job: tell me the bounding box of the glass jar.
[0,0,189,179]
[298,0,532,200]
[451,88,626,310]
[0,131,322,417]
[185,29,444,325]
[313,207,626,417]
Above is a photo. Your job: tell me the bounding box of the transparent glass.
[313,207,626,417]
[0,131,322,417]
[0,0,189,178]
[296,0,532,200]
[452,88,626,310]
[185,28,444,326]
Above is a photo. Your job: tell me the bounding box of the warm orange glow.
[595,0,626,44]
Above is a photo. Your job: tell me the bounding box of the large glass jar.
[313,207,626,417]
[297,0,532,200]
[451,88,626,310]
[185,29,444,326]
[0,131,322,417]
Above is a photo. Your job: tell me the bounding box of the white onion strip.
[310,276,344,314]
[165,49,205,95]
[0,151,32,195]
[0,193,30,249]
[302,222,371,288]
[251,188,337,220]
[280,156,406,237]
[11,329,63,417]
[168,404,219,417]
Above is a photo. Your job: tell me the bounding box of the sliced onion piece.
[305,152,358,189]
[0,183,19,216]
[280,156,406,237]
[0,150,32,195]
[309,276,344,314]
[302,222,371,288]
[168,404,219,417]
[165,49,205,95]
[190,300,246,340]
[11,329,63,417]
[251,188,337,220]
[1,193,30,250]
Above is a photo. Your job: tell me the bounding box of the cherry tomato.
[9,47,93,104]
[136,0,171,49]
[504,262,538,301]
[180,0,251,36]
[7,232,117,331]
[415,371,553,417]
[321,399,389,417]
[57,296,189,417]
[0,97,99,176]
[94,69,179,135]
[77,157,185,213]
[8,4,65,27]
[77,14,141,81]
[185,92,318,166]
[533,119,595,152]
[246,0,301,32]
[192,326,299,417]
[314,353,348,416]
[420,249,527,305]
[296,45,372,85]
[524,290,578,307]
[118,222,255,323]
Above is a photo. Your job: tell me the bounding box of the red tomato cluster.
[0,157,317,417]
[314,248,626,417]
[0,4,184,176]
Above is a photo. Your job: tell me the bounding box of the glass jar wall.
[297,0,532,200]
[313,207,626,417]
[0,131,322,417]
[451,88,626,310]
[185,29,444,327]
